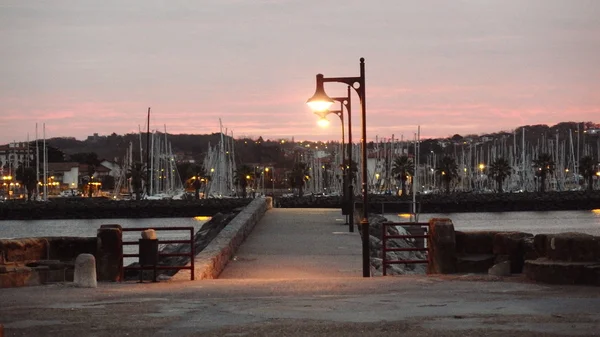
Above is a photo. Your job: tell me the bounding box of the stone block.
[97,226,122,282]
[488,261,511,277]
[457,254,496,273]
[533,234,548,257]
[524,258,597,285]
[583,265,600,286]
[427,218,456,274]
[46,237,97,261]
[0,267,40,288]
[493,232,533,255]
[523,236,538,261]
[0,238,49,262]
[455,231,499,255]
[493,232,533,273]
[74,254,97,288]
[141,229,157,240]
[545,233,598,262]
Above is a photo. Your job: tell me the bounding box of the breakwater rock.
[0,198,252,220]
[277,191,600,213]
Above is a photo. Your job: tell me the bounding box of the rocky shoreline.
[0,198,252,220]
[277,191,600,213]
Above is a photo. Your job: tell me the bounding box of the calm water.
[0,217,209,240]
[0,217,210,264]
[385,210,600,236]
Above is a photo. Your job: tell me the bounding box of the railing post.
[382,222,387,276]
[190,228,195,281]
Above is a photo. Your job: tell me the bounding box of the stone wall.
[0,237,97,288]
[428,222,600,285]
[454,230,535,274]
[524,233,600,285]
[170,197,272,281]
[0,237,97,263]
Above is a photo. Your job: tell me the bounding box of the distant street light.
[313,86,354,233]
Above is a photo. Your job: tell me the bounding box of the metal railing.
[120,227,195,281]
[381,222,430,276]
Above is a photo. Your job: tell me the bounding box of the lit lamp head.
[306,74,334,112]
[317,116,330,128]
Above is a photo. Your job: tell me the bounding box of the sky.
[1,0,599,144]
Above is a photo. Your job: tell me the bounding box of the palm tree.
[533,153,554,192]
[15,166,38,201]
[186,164,207,199]
[391,155,414,196]
[488,157,512,193]
[579,155,597,191]
[127,162,146,201]
[341,159,359,185]
[289,162,311,197]
[234,165,254,198]
[436,156,459,194]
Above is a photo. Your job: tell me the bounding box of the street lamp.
[313,86,354,233]
[307,57,370,277]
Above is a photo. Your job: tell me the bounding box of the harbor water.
[0,217,210,265]
[384,210,600,236]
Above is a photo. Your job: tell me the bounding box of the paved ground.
[219,208,362,279]
[1,208,599,336]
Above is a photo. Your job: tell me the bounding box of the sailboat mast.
[43,123,47,201]
[146,107,151,197]
[36,123,39,199]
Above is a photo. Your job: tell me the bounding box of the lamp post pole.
[307,58,369,277]
[329,88,353,233]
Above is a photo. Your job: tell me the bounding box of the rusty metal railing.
[381,222,430,276]
[120,227,195,281]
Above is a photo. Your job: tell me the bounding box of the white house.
[47,162,80,189]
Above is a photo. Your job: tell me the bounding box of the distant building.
[99,160,121,178]
[47,162,80,189]
[0,142,35,175]
[86,133,101,142]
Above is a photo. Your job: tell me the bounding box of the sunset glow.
[1,1,598,143]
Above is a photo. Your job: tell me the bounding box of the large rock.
[489,260,511,277]
[545,233,599,262]
[427,218,456,274]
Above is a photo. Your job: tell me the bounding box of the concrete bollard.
[141,229,157,240]
[74,253,97,288]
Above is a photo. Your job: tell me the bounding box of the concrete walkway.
[2,208,600,336]
[219,208,363,279]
